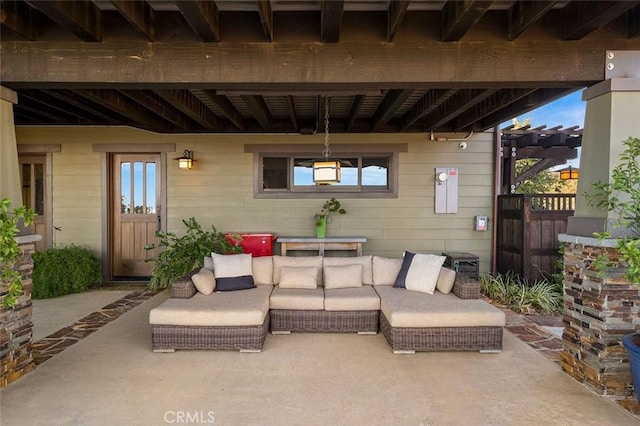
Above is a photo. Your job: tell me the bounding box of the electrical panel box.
[435,167,459,214]
[474,215,489,231]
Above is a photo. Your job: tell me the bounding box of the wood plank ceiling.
[1,0,639,134]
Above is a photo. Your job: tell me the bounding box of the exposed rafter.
[400,89,458,131]
[371,89,414,132]
[119,90,198,131]
[508,1,558,41]
[422,89,497,131]
[387,0,410,42]
[286,96,298,132]
[256,0,273,42]
[112,1,155,41]
[41,89,124,123]
[1,1,38,40]
[321,0,344,42]
[26,0,101,41]
[155,90,220,132]
[345,95,365,132]
[19,89,99,123]
[562,1,640,40]
[441,0,493,42]
[199,90,245,131]
[241,95,274,131]
[629,5,640,39]
[177,0,220,42]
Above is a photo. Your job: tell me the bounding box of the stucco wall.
[15,127,495,273]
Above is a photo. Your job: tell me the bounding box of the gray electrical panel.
[434,167,458,214]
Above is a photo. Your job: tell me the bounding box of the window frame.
[246,143,407,199]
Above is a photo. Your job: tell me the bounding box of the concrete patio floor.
[1,290,639,425]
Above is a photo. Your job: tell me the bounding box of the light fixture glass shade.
[175,150,194,170]
[559,167,579,180]
[313,160,341,184]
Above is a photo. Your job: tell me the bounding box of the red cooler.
[225,233,275,257]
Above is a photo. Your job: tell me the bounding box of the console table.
[277,236,367,256]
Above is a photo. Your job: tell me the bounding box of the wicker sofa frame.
[151,266,503,354]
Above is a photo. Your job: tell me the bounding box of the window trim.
[246,143,407,199]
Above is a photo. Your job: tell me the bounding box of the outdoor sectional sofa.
[149,254,506,354]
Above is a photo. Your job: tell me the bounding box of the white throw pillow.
[436,267,456,294]
[211,253,253,278]
[323,256,372,285]
[252,256,274,285]
[273,256,323,285]
[372,256,403,285]
[191,267,215,295]
[278,266,319,289]
[324,264,363,289]
[405,253,446,294]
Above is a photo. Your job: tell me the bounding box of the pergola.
[1,1,639,134]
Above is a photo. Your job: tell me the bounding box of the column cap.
[582,78,640,101]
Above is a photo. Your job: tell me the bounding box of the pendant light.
[312,97,341,184]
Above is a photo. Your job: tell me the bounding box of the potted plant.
[314,198,346,238]
[585,136,640,400]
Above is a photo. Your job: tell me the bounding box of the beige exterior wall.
[15,126,495,273]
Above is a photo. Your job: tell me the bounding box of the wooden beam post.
[321,0,344,42]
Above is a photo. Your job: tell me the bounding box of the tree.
[515,159,569,194]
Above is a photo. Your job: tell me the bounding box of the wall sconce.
[175,150,195,170]
[559,166,579,180]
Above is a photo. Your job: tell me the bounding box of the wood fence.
[496,194,575,282]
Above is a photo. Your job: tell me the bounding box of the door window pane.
[34,163,45,214]
[121,162,131,214]
[146,162,156,214]
[133,162,143,214]
[21,164,32,211]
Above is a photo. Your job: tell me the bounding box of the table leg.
[356,243,362,256]
[281,243,288,256]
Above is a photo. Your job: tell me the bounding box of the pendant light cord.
[323,97,331,160]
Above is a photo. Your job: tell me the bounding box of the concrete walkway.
[1,291,638,425]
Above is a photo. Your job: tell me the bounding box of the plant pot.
[623,333,640,402]
[316,216,327,238]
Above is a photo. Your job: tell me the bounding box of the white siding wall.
[16,127,495,273]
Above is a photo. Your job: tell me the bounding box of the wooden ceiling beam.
[508,1,558,41]
[629,5,640,39]
[422,89,497,130]
[2,40,626,86]
[454,88,537,130]
[400,89,458,131]
[155,89,220,131]
[286,96,298,132]
[241,95,274,131]
[371,89,414,131]
[441,0,493,42]
[345,95,365,132]
[119,90,199,131]
[514,146,578,161]
[387,0,410,42]
[41,89,123,122]
[25,0,101,41]
[76,89,171,132]
[256,0,273,42]
[112,1,155,41]
[478,88,576,130]
[19,89,99,123]
[321,0,344,42]
[562,1,640,40]
[1,1,38,40]
[177,0,220,42]
[200,90,245,131]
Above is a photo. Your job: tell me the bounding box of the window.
[248,144,406,198]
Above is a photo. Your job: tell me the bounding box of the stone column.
[560,51,640,410]
[0,235,41,388]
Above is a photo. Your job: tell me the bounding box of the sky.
[503,89,586,168]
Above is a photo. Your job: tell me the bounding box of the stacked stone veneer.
[561,240,640,398]
[0,238,37,388]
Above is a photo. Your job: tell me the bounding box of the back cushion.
[373,256,403,285]
[252,256,274,285]
[322,255,373,285]
[273,255,323,286]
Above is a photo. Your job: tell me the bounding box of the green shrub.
[145,217,242,291]
[480,271,562,314]
[32,245,103,299]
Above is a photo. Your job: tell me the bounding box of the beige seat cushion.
[323,255,373,285]
[269,286,324,310]
[149,285,272,327]
[375,286,505,328]
[324,285,381,311]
